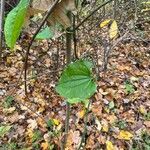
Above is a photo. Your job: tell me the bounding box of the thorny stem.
[0,0,5,60]
[78,100,91,150]
[24,0,59,95]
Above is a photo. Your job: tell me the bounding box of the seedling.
[144,112,150,121]
[132,131,150,150]
[3,96,14,108]
[32,130,42,143]
[116,120,127,129]
[124,80,135,94]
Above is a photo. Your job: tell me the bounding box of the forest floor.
[0,22,150,150]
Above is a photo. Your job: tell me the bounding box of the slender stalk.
[0,0,5,60]
[24,0,59,94]
[113,0,117,19]
[78,101,91,150]
[73,14,78,59]
[63,11,73,150]
[102,0,106,16]
[75,0,113,30]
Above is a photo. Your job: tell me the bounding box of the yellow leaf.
[41,141,49,150]
[141,2,150,4]
[102,124,109,132]
[52,119,60,126]
[106,141,114,150]
[141,8,150,12]
[6,57,12,65]
[100,19,112,28]
[104,107,110,113]
[118,130,133,140]
[139,105,146,114]
[102,121,109,132]
[109,20,118,39]
[77,109,85,118]
[25,128,34,143]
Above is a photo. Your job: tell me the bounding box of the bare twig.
[78,100,91,150]
[73,14,78,59]
[75,0,113,30]
[24,0,60,95]
[0,0,5,59]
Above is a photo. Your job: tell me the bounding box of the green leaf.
[32,130,42,143]
[124,81,135,94]
[4,0,30,49]
[109,101,115,109]
[0,125,12,137]
[36,27,54,40]
[56,60,97,104]
[3,96,14,108]
[117,120,127,129]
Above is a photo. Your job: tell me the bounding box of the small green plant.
[32,130,42,143]
[144,112,150,121]
[0,142,17,150]
[3,96,14,108]
[116,120,127,129]
[32,143,40,150]
[0,125,12,137]
[47,119,54,129]
[124,80,135,94]
[108,101,115,110]
[132,131,150,150]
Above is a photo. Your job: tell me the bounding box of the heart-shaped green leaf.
[56,60,97,104]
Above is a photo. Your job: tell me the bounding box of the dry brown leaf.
[7,112,19,123]
[144,121,150,128]
[30,0,77,28]
[41,141,49,150]
[3,107,16,114]
[27,119,38,130]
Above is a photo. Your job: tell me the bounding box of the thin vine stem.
[0,0,5,60]
[75,0,113,30]
[24,0,59,95]
[78,100,91,150]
